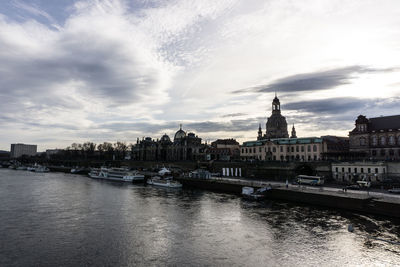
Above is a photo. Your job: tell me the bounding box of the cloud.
[221,113,247,118]
[233,66,398,94]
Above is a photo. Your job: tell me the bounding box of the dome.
[160,134,171,143]
[174,125,186,140]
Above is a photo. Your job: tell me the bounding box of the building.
[349,114,400,160]
[331,162,387,183]
[206,139,240,161]
[10,143,37,158]
[258,95,290,140]
[240,137,327,162]
[321,135,350,160]
[133,125,205,161]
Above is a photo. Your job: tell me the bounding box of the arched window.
[389,136,395,145]
[372,136,377,146]
[313,145,317,152]
[381,149,386,156]
[380,136,386,146]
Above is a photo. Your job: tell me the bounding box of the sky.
[0,0,400,151]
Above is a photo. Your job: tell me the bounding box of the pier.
[177,176,400,218]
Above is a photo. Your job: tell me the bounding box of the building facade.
[349,115,400,160]
[132,125,205,161]
[331,162,387,183]
[240,137,327,162]
[10,143,37,158]
[206,139,240,161]
[258,95,290,140]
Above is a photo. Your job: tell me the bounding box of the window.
[389,136,395,145]
[313,145,317,152]
[301,146,304,152]
[361,168,364,173]
[245,148,248,153]
[273,147,276,152]
[296,146,299,152]
[398,136,400,145]
[381,149,386,156]
[354,168,357,173]
[307,145,311,152]
[389,149,394,156]
[314,155,317,161]
[383,168,386,174]
[372,150,377,156]
[268,147,271,152]
[335,167,338,172]
[380,136,386,145]
[342,167,345,172]
[253,148,256,153]
[368,168,371,173]
[372,136,377,146]
[280,146,283,152]
[360,137,366,146]
[241,148,244,153]
[287,147,290,152]
[308,155,311,161]
[291,147,294,152]
[348,167,351,173]
[375,168,378,173]
[259,147,261,153]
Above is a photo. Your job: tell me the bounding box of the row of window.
[371,149,400,156]
[243,155,319,161]
[334,167,385,174]
[365,135,400,146]
[241,145,318,154]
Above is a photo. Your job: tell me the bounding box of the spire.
[291,124,297,138]
[180,124,182,130]
[257,123,263,140]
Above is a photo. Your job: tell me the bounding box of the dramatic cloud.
[1,0,400,150]
[233,66,398,94]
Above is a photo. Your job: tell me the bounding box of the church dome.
[160,134,171,143]
[174,125,186,140]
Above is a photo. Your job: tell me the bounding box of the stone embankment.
[176,176,400,218]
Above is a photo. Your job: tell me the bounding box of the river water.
[0,169,400,266]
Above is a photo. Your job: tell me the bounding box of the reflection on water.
[0,169,399,266]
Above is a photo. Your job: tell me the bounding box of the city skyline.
[1,0,400,151]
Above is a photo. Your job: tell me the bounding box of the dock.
[177,176,400,218]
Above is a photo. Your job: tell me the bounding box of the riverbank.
[176,176,400,218]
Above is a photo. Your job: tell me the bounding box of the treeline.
[51,141,135,161]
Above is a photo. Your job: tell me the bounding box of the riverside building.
[10,143,37,158]
[349,114,400,160]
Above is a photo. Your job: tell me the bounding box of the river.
[0,169,399,266]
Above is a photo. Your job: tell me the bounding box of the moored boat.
[242,186,272,200]
[88,167,144,182]
[147,176,182,188]
[34,165,50,172]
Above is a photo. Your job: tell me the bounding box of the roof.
[242,137,322,146]
[369,115,400,131]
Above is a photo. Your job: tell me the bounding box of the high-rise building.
[10,143,37,158]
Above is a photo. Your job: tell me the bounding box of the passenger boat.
[34,165,50,172]
[147,176,182,188]
[88,167,144,182]
[242,186,272,200]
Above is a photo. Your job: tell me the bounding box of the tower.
[291,124,297,138]
[257,124,263,140]
[265,94,289,139]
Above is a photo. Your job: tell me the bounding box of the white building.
[240,137,327,162]
[10,143,37,158]
[331,162,387,183]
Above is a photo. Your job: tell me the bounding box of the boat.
[34,165,49,172]
[242,186,272,200]
[16,166,27,171]
[158,167,172,176]
[147,176,182,188]
[27,166,36,171]
[71,167,88,175]
[88,167,144,182]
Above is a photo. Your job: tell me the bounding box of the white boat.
[242,186,272,200]
[34,166,49,172]
[88,167,144,182]
[158,167,172,176]
[27,166,36,171]
[388,188,400,194]
[147,176,182,188]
